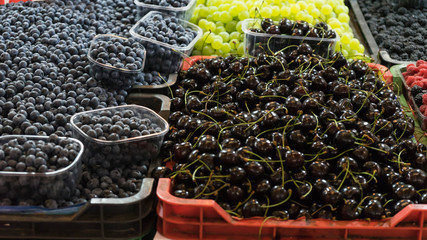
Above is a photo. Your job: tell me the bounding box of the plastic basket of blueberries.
[130,11,202,74]
[135,0,197,21]
[88,34,146,90]
[70,105,169,169]
[0,135,83,211]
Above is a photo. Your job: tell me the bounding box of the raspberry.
[418,64,427,69]
[422,93,427,105]
[417,60,427,67]
[406,75,416,86]
[420,104,427,114]
[411,81,424,88]
[407,64,419,75]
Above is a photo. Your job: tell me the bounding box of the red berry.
[406,76,416,86]
[417,60,427,67]
[422,94,427,105]
[420,105,427,114]
[419,64,427,69]
[411,81,424,88]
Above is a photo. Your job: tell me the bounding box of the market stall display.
[0,0,425,239]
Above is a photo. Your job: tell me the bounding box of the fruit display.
[161,46,427,220]
[243,18,338,57]
[0,135,83,207]
[359,0,427,62]
[88,34,146,89]
[190,0,365,58]
[135,0,197,21]
[130,11,202,73]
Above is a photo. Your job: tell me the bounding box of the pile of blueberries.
[73,108,164,199]
[133,12,198,73]
[0,135,81,205]
[138,0,191,7]
[134,71,169,86]
[89,36,145,89]
[0,0,158,208]
[74,108,163,141]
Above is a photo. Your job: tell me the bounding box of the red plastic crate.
[157,178,427,240]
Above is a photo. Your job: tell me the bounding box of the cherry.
[339,199,360,220]
[260,111,280,129]
[269,185,289,203]
[392,182,416,200]
[412,152,427,169]
[173,189,191,198]
[376,119,393,137]
[198,135,219,153]
[393,199,413,214]
[151,166,172,180]
[269,167,290,185]
[279,18,293,34]
[221,138,241,150]
[311,75,328,92]
[300,114,317,131]
[236,89,257,108]
[288,130,307,150]
[261,18,274,31]
[308,161,330,179]
[340,186,361,200]
[403,168,426,189]
[255,179,271,195]
[320,66,339,82]
[336,156,359,172]
[266,25,280,34]
[253,138,274,156]
[334,130,355,149]
[244,161,265,179]
[218,148,239,166]
[199,153,216,172]
[362,161,383,179]
[173,142,193,163]
[186,95,203,111]
[362,199,384,219]
[242,198,264,218]
[226,185,245,204]
[291,28,303,36]
[284,150,305,170]
[271,210,290,219]
[321,186,342,205]
[229,166,246,183]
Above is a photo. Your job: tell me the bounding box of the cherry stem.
[337,158,350,191]
[275,148,285,187]
[310,204,337,217]
[203,183,230,196]
[261,189,292,208]
[193,171,213,199]
[322,148,353,161]
[243,150,274,173]
[232,190,255,212]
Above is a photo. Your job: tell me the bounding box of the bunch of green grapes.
[190,0,365,58]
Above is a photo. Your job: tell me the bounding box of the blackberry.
[414,93,425,107]
[411,85,424,96]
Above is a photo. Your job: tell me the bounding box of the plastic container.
[132,73,178,95]
[0,135,83,201]
[157,178,427,240]
[70,105,169,167]
[386,0,427,8]
[126,93,171,121]
[242,18,339,57]
[0,158,161,239]
[88,34,146,90]
[349,0,414,68]
[130,11,203,74]
[134,0,196,21]
[390,64,427,130]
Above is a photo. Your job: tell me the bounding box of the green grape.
[221,43,232,53]
[202,45,215,55]
[297,1,307,10]
[237,42,245,55]
[260,6,272,18]
[194,38,205,50]
[229,6,239,18]
[340,33,351,45]
[334,5,348,14]
[238,11,250,21]
[229,39,240,49]
[229,31,240,40]
[235,1,248,12]
[290,4,300,15]
[196,0,205,4]
[215,26,226,34]
[212,36,223,49]
[338,12,349,23]
[349,38,360,50]
[218,3,230,11]
[206,14,214,21]
[236,21,244,33]
[206,21,216,32]
[213,11,221,22]
[320,4,333,15]
[192,49,202,56]
[202,32,215,44]
[199,6,210,18]
[358,44,365,54]
[215,21,224,27]
[198,19,208,29]
[220,12,233,23]
[225,20,237,33]
[271,6,280,19]
[280,6,291,18]
[218,32,230,42]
